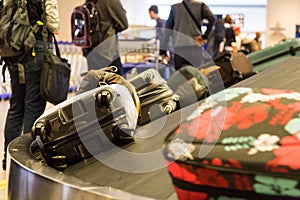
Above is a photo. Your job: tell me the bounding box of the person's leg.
[174,53,191,70]
[174,46,209,70]
[23,70,46,134]
[3,67,26,171]
[23,40,47,134]
[87,51,111,71]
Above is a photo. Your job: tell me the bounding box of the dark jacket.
[156,17,166,41]
[224,23,236,47]
[207,18,225,59]
[93,0,128,61]
[27,0,60,40]
[96,0,128,40]
[163,0,215,49]
[27,0,43,40]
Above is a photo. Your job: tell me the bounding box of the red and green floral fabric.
[164,87,300,200]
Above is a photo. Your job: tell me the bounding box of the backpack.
[0,0,38,57]
[71,0,101,48]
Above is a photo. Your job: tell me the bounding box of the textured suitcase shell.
[31,84,138,170]
[164,87,300,200]
[32,84,138,141]
[129,68,178,125]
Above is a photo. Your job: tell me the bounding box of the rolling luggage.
[204,51,255,92]
[164,87,300,200]
[167,65,209,108]
[129,68,179,125]
[230,51,256,79]
[248,38,300,72]
[77,66,140,114]
[31,84,138,170]
[202,52,239,93]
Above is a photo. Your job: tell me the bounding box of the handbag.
[182,1,205,46]
[40,1,71,105]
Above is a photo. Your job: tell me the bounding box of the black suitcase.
[200,52,236,93]
[204,51,255,92]
[167,66,209,108]
[31,84,138,170]
[129,69,178,125]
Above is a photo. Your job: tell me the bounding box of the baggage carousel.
[7,57,300,200]
[7,99,200,200]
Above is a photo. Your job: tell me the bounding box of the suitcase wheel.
[164,99,177,114]
[112,125,134,145]
[164,104,173,114]
[96,90,111,107]
[31,122,48,141]
[50,153,68,170]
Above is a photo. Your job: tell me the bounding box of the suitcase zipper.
[167,155,300,180]
[171,177,296,200]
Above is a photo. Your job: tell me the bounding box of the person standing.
[2,0,60,171]
[206,18,225,59]
[148,4,174,65]
[251,31,262,52]
[223,14,236,52]
[161,0,215,70]
[85,0,128,75]
[148,5,166,43]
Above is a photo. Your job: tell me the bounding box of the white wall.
[121,0,150,26]
[56,0,300,48]
[266,0,300,46]
[122,0,267,46]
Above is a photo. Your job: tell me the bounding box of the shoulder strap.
[182,1,202,33]
[42,0,62,58]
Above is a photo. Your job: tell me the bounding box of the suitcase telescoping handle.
[58,101,88,125]
[58,90,112,125]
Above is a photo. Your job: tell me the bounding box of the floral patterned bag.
[163,87,300,200]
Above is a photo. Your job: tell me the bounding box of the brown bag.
[194,35,205,46]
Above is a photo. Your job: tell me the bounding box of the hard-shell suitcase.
[129,68,178,125]
[31,84,138,170]
[77,66,140,114]
[164,87,300,200]
[248,38,300,72]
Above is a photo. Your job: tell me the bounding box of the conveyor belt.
[62,109,190,200]
[8,99,199,200]
[232,57,300,90]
